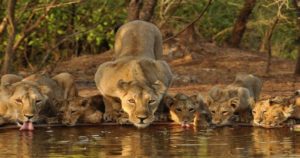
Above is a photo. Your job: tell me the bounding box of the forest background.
[0,0,299,76]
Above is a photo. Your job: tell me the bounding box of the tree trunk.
[293,0,300,75]
[230,0,256,48]
[2,0,16,74]
[139,0,157,21]
[127,0,142,21]
[127,0,157,22]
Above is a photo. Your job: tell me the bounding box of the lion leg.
[238,109,253,123]
[103,96,121,122]
[115,109,130,124]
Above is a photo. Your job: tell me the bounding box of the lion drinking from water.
[95,20,172,128]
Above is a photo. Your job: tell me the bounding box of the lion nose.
[136,115,148,123]
[24,114,34,119]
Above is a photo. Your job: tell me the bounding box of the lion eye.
[15,99,22,104]
[189,108,195,112]
[252,110,256,114]
[36,100,42,104]
[176,108,182,112]
[71,110,76,114]
[148,100,156,105]
[128,99,135,104]
[222,111,228,115]
[211,110,215,114]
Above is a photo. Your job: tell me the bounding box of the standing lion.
[95,20,172,128]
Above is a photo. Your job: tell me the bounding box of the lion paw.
[103,112,117,122]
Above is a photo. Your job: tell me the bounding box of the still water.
[0,124,300,157]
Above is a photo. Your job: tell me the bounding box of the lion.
[206,74,262,126]
[22,73,78,124]
[60,94,105,126]
[164,93,210,127]
[257,92,300,128]
[0,74,23,87]
[95,20,172,128]
[0,81,48,130]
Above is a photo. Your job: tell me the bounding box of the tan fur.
[114,20,162,59]
[252,99,270,126]
[95,20,172,128]
[0,81,48,125]
[0,74,23,87]
[22,73,77,122]
[207,74,262,126]
[60,95,104,126]
[256,93,300,128]
[164,93,210,127]
[52,72,78,99]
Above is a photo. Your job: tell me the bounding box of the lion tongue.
[19,122,34,131]
[181,123,191,128]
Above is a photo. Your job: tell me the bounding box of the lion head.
[252,99,270,126]
[117,80,166,128]
[5,81,47,130]
[207,96,240,126]
[60,97,87,126]
[164,93,204,127]
[259,97,294,128]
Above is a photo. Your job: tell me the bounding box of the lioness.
[22,73,78,124]
[0,74,23,87]
[164,93,210,127]
[0,81,48,130]
[95,20,172,128]
[60,94,105,126]
[207,74,262,126]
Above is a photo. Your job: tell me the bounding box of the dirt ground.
[50,42,300,100]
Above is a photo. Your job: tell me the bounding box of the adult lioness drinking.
[95,20,172,128]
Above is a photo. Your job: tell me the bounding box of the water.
[0,125,300,157]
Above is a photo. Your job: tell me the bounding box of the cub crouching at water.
[253,91,300,128]
[95,20,172,128]
[207,74,262,126]
[164,93,210,127]
[60,95,105,126]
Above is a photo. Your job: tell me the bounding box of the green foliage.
[0,0,299,70]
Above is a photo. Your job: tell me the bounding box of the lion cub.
[60,95,105,126]
[207,74,262,126]
[254,92,300,128]
[164,93,210,127]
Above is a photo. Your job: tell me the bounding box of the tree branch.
[163,0,212,43]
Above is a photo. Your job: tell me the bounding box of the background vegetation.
[0,0,299,74]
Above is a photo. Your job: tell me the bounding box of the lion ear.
[152,80,166,94]
[163,95,174,108]
[283,104,295,118]
[206,96,214,107]
[229,97,240,110]
[191,94,204,107]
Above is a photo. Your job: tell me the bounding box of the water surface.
[0,124,300,157]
